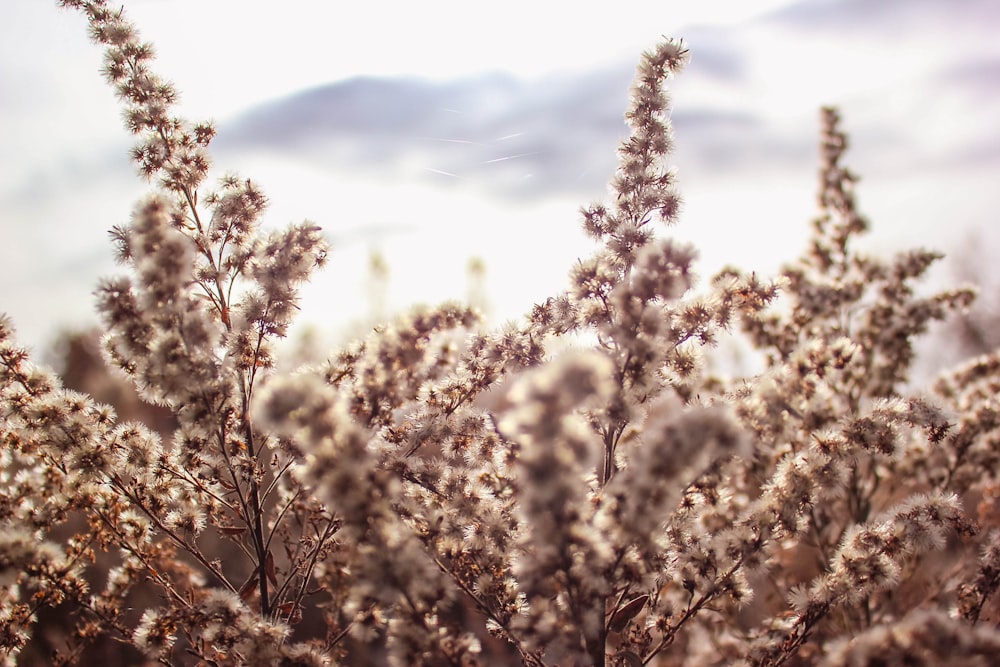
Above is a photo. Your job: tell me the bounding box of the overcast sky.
[2,0,999,352]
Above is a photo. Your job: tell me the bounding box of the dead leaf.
[609,594,649,633]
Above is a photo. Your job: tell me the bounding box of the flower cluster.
[1,2,998,666]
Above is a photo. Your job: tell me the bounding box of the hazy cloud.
[213,0,999,203]
[770,0,1000,34]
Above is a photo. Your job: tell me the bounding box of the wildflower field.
[2,2,999,665]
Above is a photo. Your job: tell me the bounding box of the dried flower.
[1,6,996,666]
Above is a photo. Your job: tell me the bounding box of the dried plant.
[2,2,998,666]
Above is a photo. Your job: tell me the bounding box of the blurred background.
[2,0,999,370]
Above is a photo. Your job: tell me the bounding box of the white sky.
[0,0,798,348]
[1,0,798,122]
[99,0,797,115]
[2,0,998,352]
